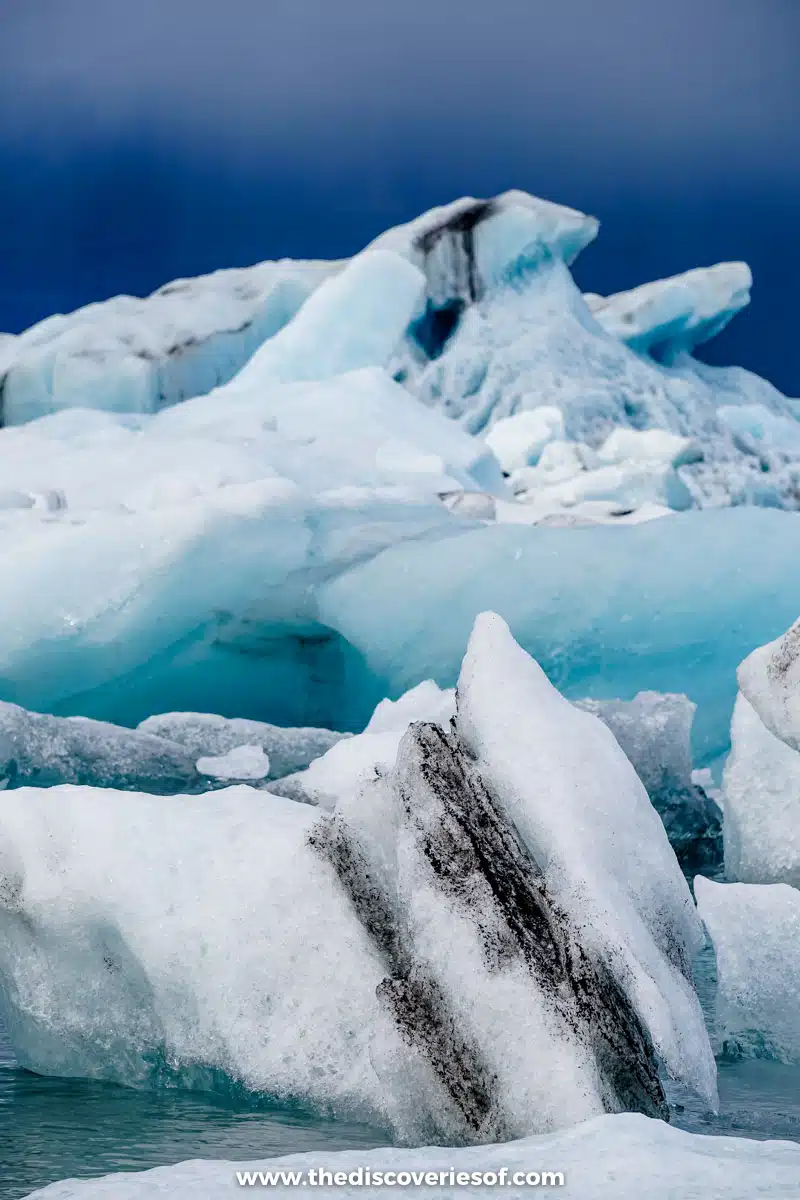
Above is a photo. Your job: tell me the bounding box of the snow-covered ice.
[695,877,800,1065]
[24,1114,800,1199]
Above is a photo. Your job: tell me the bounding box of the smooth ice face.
[137,713,345,780]
[227,251,426,390]
[0,700,201,794]
[452,614,715,1107]
[23,1114,800,1200]
[722,694,800,886]
[318,507,800,761]
[737,616,800,752]
[695,877,800,1064]
[0,260,337,425]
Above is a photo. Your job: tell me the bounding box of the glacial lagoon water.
[2,936,799,1199]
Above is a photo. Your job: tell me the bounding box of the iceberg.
[137,712,345,781]
[576,693,722,869]
[23,1114,800,1200]
[0,699,201,794]
[0,615,715,1141]
[0,259,337,425]
[584,263,752,360]
[695,877,800,1064]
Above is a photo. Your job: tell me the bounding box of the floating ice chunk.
[596,427,702,469]
[722,694,800,886]
[484,407,565,471]
[0,699,200,794]
[196,744,271,781]
[229,251,426,390]
[23,1113,800,1200]
[737,616,800,752]
[0,617,715,1135]
[1,261,336,425]
[587,263,752,360]
[137,713,345,780]
[576,692,695,797]
[453,615,716,1107]
[695,876,800,1063]
[575,693,721,869]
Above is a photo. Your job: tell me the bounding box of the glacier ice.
[317,507,800,760]
[695,877,800,1065]
[0,259,337,425]
[722,694,800,886]
[585,263,752,360]
[24,1114,800,1200]
[736,614,800,753]
[137,712,345,781]
[483,407,565,471]
[0,699,201,794]
[716,616,800,884]
[196,744,271,781]
[0,615,715,1140]
[576,693,721,870]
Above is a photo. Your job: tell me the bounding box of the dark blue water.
[3,941,800,1199]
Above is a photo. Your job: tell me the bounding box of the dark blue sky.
[1,0,798,392]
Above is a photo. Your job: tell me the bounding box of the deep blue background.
[0,0,798,392]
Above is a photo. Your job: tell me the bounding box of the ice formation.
[695,877,800,1064]
[138,712,345,780]
[0,700,201,794]
[576,693,721,869]
[195,744,271,781]
[737,615,800,752]
[722,694,800,886]
[25,1113,800,1200]
[0,259,337,424]
[0,616,715,1141]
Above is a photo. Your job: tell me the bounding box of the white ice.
[736,615,800,752]
[196,745,271,781]
[722,694,800,886]
[24,1114,800,1200]
[695,876,800,1064]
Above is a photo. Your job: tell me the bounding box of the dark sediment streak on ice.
[309,719,668,1141]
